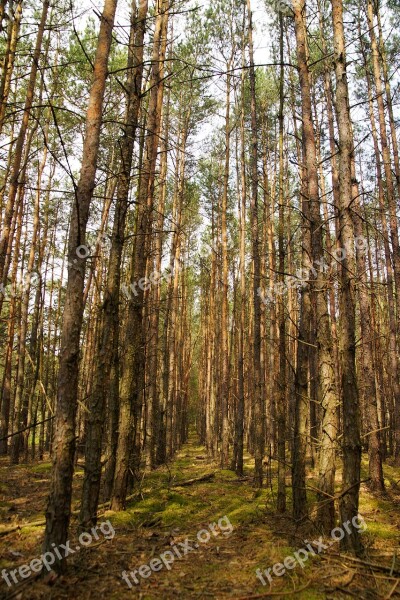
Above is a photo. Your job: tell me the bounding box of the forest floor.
[1,436,400,599]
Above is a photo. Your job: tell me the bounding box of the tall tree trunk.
[247,0,264,488]
[220,62,231,469]
[366,0,400,459]
[353,20,385,491]
[232,65,247,476]
[80,0,148,529]
[276,13,286,512]
[293,0,338,530]
[147,88,169,467]
[43,0,117,566]
[111,0,168,510]
[331,0,363,554]
[9,140,46,463]
[0,196,23,454]
[291,115,311,523]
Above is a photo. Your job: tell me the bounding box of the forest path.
[1,434,400,599]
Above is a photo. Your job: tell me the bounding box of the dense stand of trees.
[0,0,400,569]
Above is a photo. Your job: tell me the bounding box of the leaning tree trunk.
[43,0,117,568]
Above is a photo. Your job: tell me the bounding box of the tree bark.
[80,0,148,529]
[44,0,117,567]
[331,0,363,554]
[247,0,264,488]
[111,0,168,510]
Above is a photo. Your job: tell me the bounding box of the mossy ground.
[0,437,400,599]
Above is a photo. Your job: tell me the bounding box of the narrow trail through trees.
[1,433,400,599]
[2,0,400,597]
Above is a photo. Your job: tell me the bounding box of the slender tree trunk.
[0,0,22,136]
[148,89,169,467]
[0,196,23,454]
[375,5,400,200]
[291,121,311,522]
[247,0,264,488]
[232,71,247,476]
[352,182,384,491]
[220,61,231,469]
[366,0,400,459]
[331,0,363,554]
[0,0,49,294]
[293,0,338,530]
[275,13,286,511]
[9,141,46,463]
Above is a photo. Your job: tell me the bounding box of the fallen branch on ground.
[171,472,215,487]
[0,519,46,537]
[330,553,400,577]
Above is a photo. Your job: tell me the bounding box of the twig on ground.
[330,553,400,577]
[385,579,399,599]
